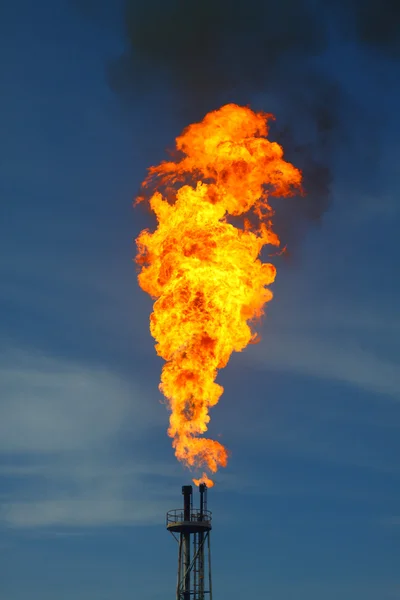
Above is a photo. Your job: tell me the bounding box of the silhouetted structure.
[167,484,212,600]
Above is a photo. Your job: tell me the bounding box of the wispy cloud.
[2,494,168,529]
[249,331,400,400]
[0,348,175,529]
[0,347,158,453]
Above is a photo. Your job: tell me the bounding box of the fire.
[193,473,215,488]
[136,104,301,485]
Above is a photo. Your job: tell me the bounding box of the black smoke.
[104,0,400,249]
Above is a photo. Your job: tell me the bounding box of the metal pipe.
[208,531,212,600]
[183,532,190,600]
[182,486,192,600]
[199,483,205,518]
[199,484,206,599]
[182,485,192,521]
[177,536,183,600]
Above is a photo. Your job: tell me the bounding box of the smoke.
[338,0,400,56]
[104,0,399,247]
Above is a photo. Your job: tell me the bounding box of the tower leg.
[183,532,191,600]
[199,531,204,600]
[208,532,212,600]
[177,536,183,600]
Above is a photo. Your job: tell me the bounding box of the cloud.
[0,348,175,529]
[3,499,154,528]
[0,455,178,528]
[0,348,154,453]
[249,331,400,400]
[240,262,400,402]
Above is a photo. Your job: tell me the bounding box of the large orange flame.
[136,104,302,485]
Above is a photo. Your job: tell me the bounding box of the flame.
[136,104,301,485]
[193,473,215,488]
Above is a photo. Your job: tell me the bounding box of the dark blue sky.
[1,1,399,599]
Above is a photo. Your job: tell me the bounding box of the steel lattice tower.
[167,484,213,600]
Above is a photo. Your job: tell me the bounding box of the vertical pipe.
[183,534,190,600]
[182,486,192,600]
[199,484,205,517]
[177,535,183,600]
[199,484,206,599]
[193,532,197,600]
[208,531,212,600]
[182,486,192,521]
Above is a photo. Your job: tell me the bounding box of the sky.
[0,1,400,599]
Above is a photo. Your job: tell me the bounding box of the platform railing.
[166,508,212,527]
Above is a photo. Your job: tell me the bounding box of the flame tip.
[193,473,215,488]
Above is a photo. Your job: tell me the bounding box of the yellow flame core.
[136,104,302,485]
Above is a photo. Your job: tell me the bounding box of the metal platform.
[166,508,212,533]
